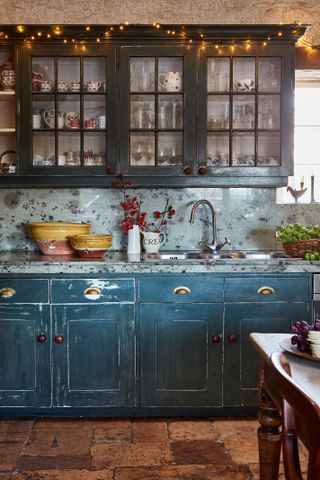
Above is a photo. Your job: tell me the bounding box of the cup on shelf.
[69,81,81,92]
[43,109,55,129]
[158,71,182,92]
[57,81,69,92]
[86,81,101,92]
[65,112,80,128]
[57,112,66,129]
[40,80,53,92]
[98,115,106,128]
[32,114,41,129]
[85,118,98,129]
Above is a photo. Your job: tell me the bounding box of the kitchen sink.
[143,251,290,261]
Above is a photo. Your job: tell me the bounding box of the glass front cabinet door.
[198,45,292,184]
[119,46,195,178]
[19,44,117,176]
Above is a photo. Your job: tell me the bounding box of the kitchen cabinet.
[223,275,311,406]
[0,272,312,415]
[0,24,307,187]
[0,279,50,407]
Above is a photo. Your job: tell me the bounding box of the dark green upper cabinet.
[0,24,308,187]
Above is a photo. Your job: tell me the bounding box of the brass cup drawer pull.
[173,286,191,295]
[257,286,275,295]
[83,287,102,299]
[0,287,16,298]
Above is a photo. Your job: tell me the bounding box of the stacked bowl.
[69,234,112,258]
[28,222,91,255]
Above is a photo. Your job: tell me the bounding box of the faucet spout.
[189,199,217,249]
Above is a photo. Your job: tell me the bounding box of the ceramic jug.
[141,231,166,253]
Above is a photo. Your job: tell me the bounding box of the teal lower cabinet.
[223,275,311,407]
[52,304,136,407]
[0,304,51,407]
[139,303,223,407]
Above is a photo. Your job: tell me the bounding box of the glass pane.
[32,94,55,129]
[84,94,106,130]
[83,133,106,166]
[233,96,255,129]
[233,58,255,92]
[130,57,155,92]
[258,57,281,93]
[158,132,182,166]
[258,95,280,129]
[32,57,55,92]
[232,133,255,166]
[83,57,106,93]
[207,58,230,92]
[257,132,280,165]
[130,95,155,129]
[158,58,183,92]
[158,95,183,129]
[207,95,229,129]
[130,132,155,166]
[57,57,80,91]
[207,133,229,166]
[57,133,81,166]
[32,132,55,166]
[57,95,80,129]
[0,141,16,175]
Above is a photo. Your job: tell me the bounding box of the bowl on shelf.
[68,233,112,258]
[27,222,91,255]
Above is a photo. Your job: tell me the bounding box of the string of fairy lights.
[0,22,317,51]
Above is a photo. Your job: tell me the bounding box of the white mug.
[158,72,182,92]
[86,81,101,92]
[98,115,106,129]
[32,114,41,129]
[142,231,166,253]
[40,80,53,92]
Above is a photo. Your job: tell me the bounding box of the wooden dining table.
[250,333,320,480]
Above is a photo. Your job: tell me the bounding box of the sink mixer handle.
[216,237,231,252]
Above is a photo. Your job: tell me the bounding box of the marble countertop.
[0,250,319,274]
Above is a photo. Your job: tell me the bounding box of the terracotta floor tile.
[0,438,27,472]
[168,420,219,441]
[213,418,258,436]
[171,440,233,465]
[17,428,92,470]
[227,445,260,464]
[92,441,172,468]
[12,469,114,480]
[34,418,130,430]
[0,419,34,434]
[115,464,255,480]
[132,420,168,443]
[94,425,132,443]
[0,473,12,480]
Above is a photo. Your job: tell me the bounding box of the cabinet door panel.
[0,305,50,407]
[139,303,223,407]
[224,302,311,406]
[53,304,135,407]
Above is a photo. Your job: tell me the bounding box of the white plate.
[279,337,320,362]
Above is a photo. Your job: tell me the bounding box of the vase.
[127,225,141,256]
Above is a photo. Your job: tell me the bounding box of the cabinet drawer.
[225,276,310,303]
[51,279,135,303]
[139,275,224,303]
[0,279,48,304]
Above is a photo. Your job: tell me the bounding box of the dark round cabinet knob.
[183,166,193,175]
[198,166,207,175]
[211,334,221,344]
[106,167,115,175]
[227,333,238,343]
[37,334,47,343]
[54,335,64,344]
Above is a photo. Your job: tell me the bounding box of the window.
[277,71,320,203]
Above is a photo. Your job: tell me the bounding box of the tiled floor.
[0,417,307,479]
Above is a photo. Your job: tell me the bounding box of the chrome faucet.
[189,199,230,252]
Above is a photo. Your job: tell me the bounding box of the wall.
[0,1,319,252]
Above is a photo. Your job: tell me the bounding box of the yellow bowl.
[28,222,91,241]
[27,222,91,255]
[69,234,112,250]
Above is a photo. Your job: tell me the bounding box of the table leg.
[257,389,282,480]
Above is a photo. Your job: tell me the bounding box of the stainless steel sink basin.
[143,251,290,261]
